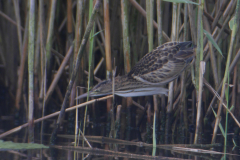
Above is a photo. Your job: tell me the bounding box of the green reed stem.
[83,0,94,148]
[28,0,35,143]
[146,0,156,151]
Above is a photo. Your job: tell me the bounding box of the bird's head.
[75,79,113,99]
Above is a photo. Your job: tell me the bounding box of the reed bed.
[0,0,240,157]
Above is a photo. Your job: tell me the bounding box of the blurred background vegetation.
[0,0,240,149]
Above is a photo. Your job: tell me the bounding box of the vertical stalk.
[171,3,177,40]
[203,15,219,88]
[157,0,166,144]
[146,0,153,51]
[104,0,113,138]
[194,0,204,144]
[67,0,73,36]
[146,0,156,149]
[121,0,131,73]
[183,3,187,41]
[180,71,187,143]
[104,0,112,80]
[39,0,45,102]
[187,4,197,44]
[182,2,188,144]
[45,0,57,72]
[39,0,47,144]
[157,0,162,45]
[15,20,29,110]
[224,71,230,156]
[28,0,35,143]
[67,0,75,108]
[83,0,95,147]
[121,0,132,140]
[176,3,181,40]
[13,0,22,56]
[74,0,84,66]
[74,0,84,148]
[165,2,177,144]
[115,105,122,138]
[67,0,76,140]
[230,30,240,115]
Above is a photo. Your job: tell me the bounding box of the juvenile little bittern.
[76,41,195,99]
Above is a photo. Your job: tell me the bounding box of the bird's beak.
[75,92,90,100]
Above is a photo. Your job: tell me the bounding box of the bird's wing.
[128,41,195,85]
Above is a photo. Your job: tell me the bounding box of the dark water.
[1,121,240,160]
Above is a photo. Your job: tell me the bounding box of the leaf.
[163,0,199,5]
[90,30,104,41]
[211,107,225,138]
[232,138,237,147]
[0,140,48,150]
[203,29,223,57]
[229,17,235,30]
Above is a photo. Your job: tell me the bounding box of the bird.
[76,41,195,99]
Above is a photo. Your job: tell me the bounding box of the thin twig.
[45,45,73,104]
[203,79,240,128]
[0,10,24,31]
[79,129,92,148]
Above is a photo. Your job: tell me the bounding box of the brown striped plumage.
[76,41,195,99]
